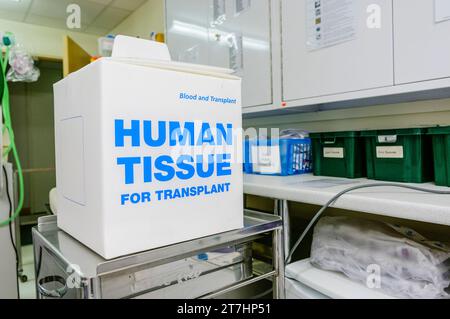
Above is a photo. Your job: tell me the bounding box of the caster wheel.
[20,275,28,283]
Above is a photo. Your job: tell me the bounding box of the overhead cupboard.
[165,0,450,114]
[281,0,394,101]
[281,0,450,112]
[393,0,450,84]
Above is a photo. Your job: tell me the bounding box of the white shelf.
[243,174,450,226]
[285,259,396,299]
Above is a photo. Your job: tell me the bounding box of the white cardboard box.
[54,36,243,259]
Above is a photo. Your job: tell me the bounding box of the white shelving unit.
[244,174,450,299]
[244,173,450,226]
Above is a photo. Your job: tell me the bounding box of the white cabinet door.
[208,0,273,108]
[166,0,272,108]
[394,0,450,84]
[281,0,394,101]
[165,0,210,65]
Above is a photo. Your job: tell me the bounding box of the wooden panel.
[9,62,62,214]
[34,55,63,63]
[63,36,91,77]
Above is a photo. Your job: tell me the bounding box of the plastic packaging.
[310,216,450,299]
[280,129,309,139]
[6,44,40,82]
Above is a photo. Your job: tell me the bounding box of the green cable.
[0,46,24,227]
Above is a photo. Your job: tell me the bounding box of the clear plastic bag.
[280,129,309,139]
[6,44,40,82]
[310,216,450,299]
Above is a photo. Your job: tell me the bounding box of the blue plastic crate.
[243,138,313,176]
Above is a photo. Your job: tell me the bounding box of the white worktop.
[243,174,450,226]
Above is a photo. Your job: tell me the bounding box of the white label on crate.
[323,147,344,158]
[376,146,404,159]
[251,145,281,174]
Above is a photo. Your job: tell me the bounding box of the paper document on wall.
[306,0,356,51]
[251,145,281,174]
[435,0,450,23]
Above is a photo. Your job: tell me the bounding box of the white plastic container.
[54,36,243,259]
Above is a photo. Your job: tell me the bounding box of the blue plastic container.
[243,138,313,176]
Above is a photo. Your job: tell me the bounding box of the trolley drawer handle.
[38,276,68,298]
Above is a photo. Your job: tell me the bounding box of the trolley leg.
[272,226,285,299]
[274,199,290,260]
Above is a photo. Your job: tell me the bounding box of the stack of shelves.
[244,173,450,299]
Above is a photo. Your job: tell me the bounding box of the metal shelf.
[244,173,450,226]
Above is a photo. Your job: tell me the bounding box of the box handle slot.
[377,135,398,143]
[322,137,336,145]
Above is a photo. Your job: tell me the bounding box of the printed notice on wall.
[435,0,450,23]
[306,0,356,51]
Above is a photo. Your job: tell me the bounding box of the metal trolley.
[32,210,284,299]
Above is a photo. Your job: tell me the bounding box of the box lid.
[106,57,240,80]
[107,35,239,80]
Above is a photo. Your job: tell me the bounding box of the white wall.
[0,18,98,58]
[110,0,165,39]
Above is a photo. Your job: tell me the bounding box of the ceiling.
[0,0,147,35]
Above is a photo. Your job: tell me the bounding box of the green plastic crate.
[361,128,433,183]
[428,126,450,187]
[310,131,365,178]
